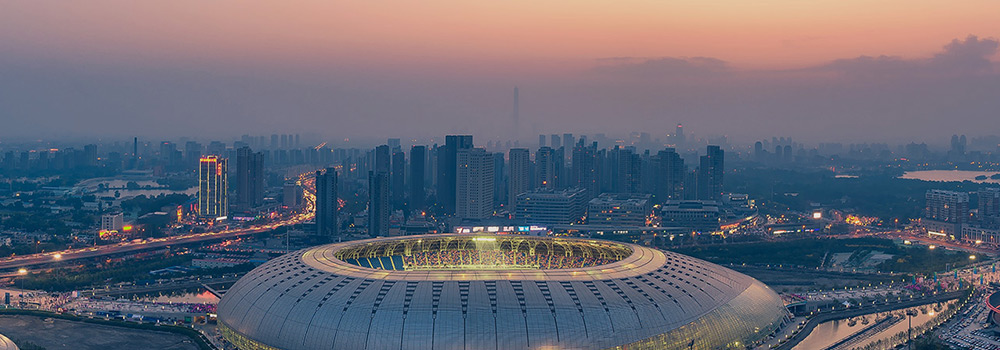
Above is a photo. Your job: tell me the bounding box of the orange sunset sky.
[1,1,998,142]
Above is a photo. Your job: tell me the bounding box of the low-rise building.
[514,187,588,225]
[661,200,720,233]
[588,193,652,227]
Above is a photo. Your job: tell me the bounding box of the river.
[793,300,954,350]
[900,170,1000,184]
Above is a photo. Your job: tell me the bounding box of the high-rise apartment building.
[391,148,406,209]
[316,168,339,238]
[198,156,228,218]
[536,147,557,190]
[925,189,970,237]
[696,145,724,201]
[235,147,265,211]
[437,135,473,214]
[409,146,427,211]
[508,148,531,213]
[655,148,685,202]
[571,141,598,199]
[456,148,494,220]
[368,170,390,236]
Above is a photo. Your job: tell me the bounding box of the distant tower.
[513,87,519,139]
[198,156,228,218]
[675,124,685,146]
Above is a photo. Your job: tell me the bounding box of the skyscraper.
[374,145,391,173]
[198,156,228,218]
[513,87,519,138]
[675,124,685,147]
[610,146,641,194]
[655,148,685,201]
[571,141,599,199]
[437,135,473,214]
[697,145,725,201]
[315,168,339,238]
[492,152,505,208]
[508,148,531,213]
[235,147,265,211]
[409,145,427,211]
[536,147,557,190]
[391,148,406,209]
[368,170,390,236]
[456,148,494,220]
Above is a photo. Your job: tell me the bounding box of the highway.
[0,172,315,272]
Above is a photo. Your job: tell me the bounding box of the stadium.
[217,234,791,349]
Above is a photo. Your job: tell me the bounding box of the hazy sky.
[1,1,998,144]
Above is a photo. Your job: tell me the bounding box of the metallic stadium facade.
[217,234,790,349]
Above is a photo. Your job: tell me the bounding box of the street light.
[16,268,27,306]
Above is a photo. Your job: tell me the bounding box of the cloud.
[817,35,998,77]
[593,56,730,77]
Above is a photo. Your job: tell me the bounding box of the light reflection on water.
[793,301,953,350]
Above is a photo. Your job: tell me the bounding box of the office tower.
[754,141,764,161]
[388,138,401,150]
[316,168,339,238]
[508,148,531,213]
[539,134,546,148]
[235,147,265,211]
[132,137,138,168]
[368,170,390,236]
[391,148,406,209]
[655,148,685,201]
[437,135,473,214]
[696,145,725,200]
[550,134,561,150]
[572,141,598,199]
[455,148,495,220]
[409,146,427,211]
[536,147,557,189]
[198,156,228,218]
